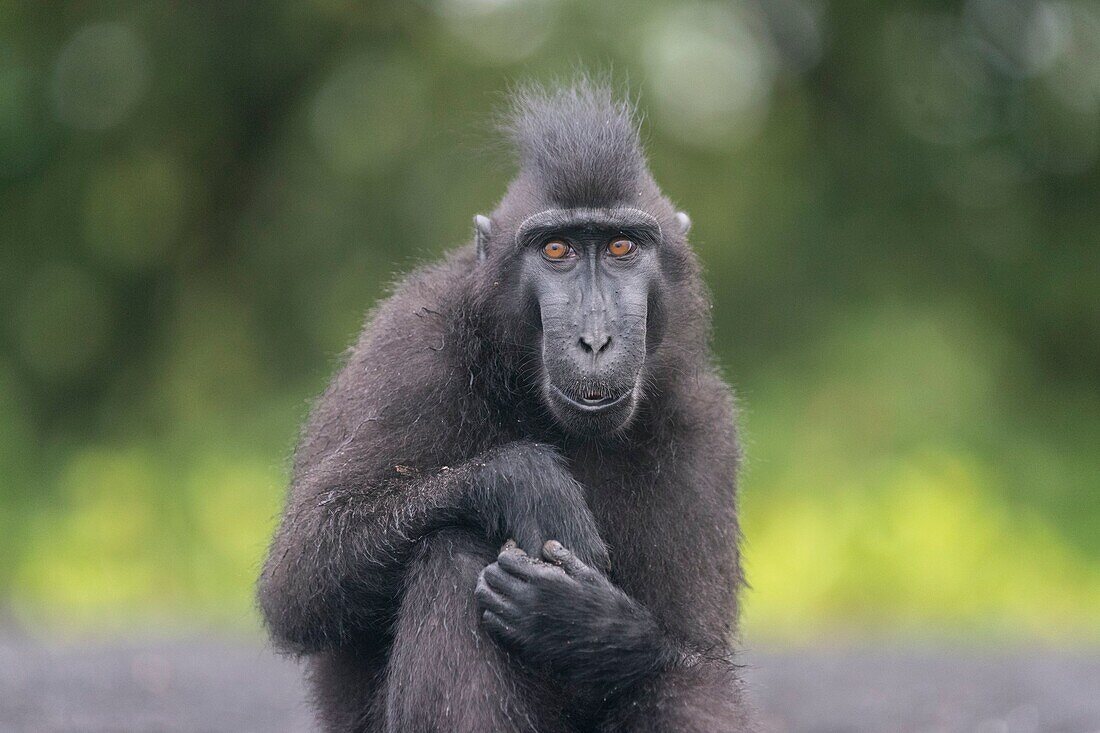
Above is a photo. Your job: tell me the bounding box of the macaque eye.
[607,238,636,258]
[542,240,573,260]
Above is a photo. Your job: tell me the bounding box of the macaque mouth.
[549,384,633,413]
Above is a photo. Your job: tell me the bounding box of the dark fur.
[503,84,648,208]
[258,80,751,732]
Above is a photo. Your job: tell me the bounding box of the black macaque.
[258,81,753,732]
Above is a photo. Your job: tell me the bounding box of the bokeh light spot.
[643,3,777,150]
[964,0,1070,78]
[1041,2,1100,113]
[51,22,148,130]
[436,0,560,64]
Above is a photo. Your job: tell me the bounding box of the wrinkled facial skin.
[516,210,663,436]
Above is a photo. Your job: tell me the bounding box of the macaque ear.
[674,211,691,235]
[474,215,492,263]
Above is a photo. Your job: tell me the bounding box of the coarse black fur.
[258,79,752,732]
[503,83,649,209]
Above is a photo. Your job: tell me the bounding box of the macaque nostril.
[579,334,611,354]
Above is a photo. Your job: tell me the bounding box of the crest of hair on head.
[502,80,648,209]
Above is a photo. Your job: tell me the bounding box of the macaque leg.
[383,529,572,733]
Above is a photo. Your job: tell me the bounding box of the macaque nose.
[578,332,611,355]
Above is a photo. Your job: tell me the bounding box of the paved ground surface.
[1,635,1098,732]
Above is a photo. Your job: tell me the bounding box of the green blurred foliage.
[1,0,1098,640]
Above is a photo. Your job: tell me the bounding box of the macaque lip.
[549,384,632,414]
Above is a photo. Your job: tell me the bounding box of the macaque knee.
[410,528,497,584]
[385,528,556,733]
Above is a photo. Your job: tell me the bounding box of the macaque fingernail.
[503,539,517,550]
[545,540,563,553]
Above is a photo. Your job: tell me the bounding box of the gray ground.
[1,635,1098,732]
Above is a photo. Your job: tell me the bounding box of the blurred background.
[2,0,1098,650]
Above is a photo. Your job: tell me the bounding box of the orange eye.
[608,238,636,257]
[542,240,571,260]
